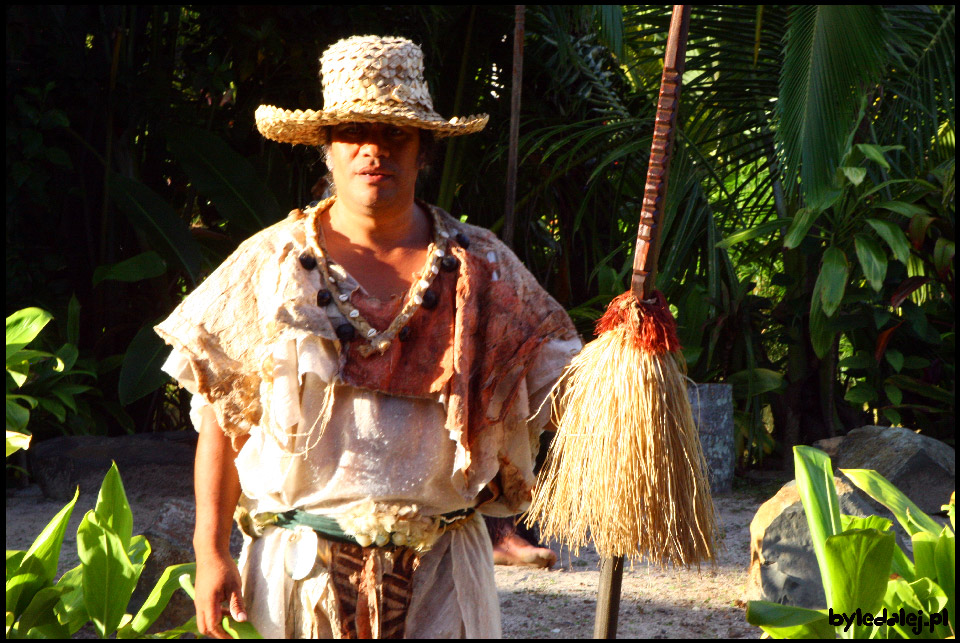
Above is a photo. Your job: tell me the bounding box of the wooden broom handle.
[630,5,692,300]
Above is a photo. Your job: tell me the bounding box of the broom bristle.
[526,292,718,566]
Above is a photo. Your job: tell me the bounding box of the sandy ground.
[7,471,767,639]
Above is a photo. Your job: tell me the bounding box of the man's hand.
[194,552,247,639]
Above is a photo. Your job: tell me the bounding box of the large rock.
[832,426,955,514]
[745,478,876,608]
[27,433,196,501]
[688,383,734,494]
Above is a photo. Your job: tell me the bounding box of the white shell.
[419,279,430,289]
[435,248,445,257]
[339,294,349,302]
[349,309,360,318]
[413,294,423,305]
[440,231,450,239]
[366,328,377,338]
[284,528,319,581]
[431,265,439,274]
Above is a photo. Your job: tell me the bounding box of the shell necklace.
[303,197,459,357]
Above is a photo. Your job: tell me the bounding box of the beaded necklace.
[302,197,463,357]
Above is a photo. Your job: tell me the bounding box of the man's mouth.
[358,168,393,183]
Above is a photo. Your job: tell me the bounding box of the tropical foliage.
[746,446,955,638]
[5,6,954,467]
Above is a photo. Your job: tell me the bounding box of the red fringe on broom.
[595,291,681,355]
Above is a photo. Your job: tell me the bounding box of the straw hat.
[256,35,488,145]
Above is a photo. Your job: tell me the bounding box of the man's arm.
[193,409,249,639]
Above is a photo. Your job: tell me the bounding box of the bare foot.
[492,532,557,568]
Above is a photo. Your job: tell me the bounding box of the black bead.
[421,289,439,310]
[455,232,470,249]
[399,326,412,342]
[316,290,332,306]
[299,252,317,270]
[440,255,460,272]
[335,323,356,341]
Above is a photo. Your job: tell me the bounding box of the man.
[156,35,579,638]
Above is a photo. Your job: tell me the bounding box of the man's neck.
[327,197,427,251]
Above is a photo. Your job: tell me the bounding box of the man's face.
[328,122,421,213]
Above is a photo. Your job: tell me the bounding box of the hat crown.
[320,35,435,115]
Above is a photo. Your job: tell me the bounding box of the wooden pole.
[502,4,525,250]
[593,5,691,639]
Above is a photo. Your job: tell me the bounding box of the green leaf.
[911,532,939,584]
[94,463,133,550]
[883,577,951,638]
[856,143,891,170]
[745,601,833,638]
[840,166,867,186]
[92,252,167,287]
[934,533,955,632]
[794,446,843,606]
[823,528,894,620]
[854,233,887,291]
[875,200,929,217]
[885,374,953,405]
[6,551,26,583]
[6,308,53,361]
[166,127,284,235]
[715,219,786,249]
[116,563,195,639]
[844,383,877,405]
[117,323,172,406]
[107,173,202,284]
[5,431,32,457]
[884,383,903,406]
[809,285,835,359]
[6,487,78,617]
[783,208,820,248]
[726,368,786,398]
[53,565,87,636]
[884,349,904,373]
[6,398,31,432]
[866,219,911,265]
[77,510,139,638]
[16,585,70,636]
[817,247,849,317]
[839,351,874,370]
[840,468,943,536]
[933,238,954,276]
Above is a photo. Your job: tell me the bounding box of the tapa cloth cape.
[154,202,579,509]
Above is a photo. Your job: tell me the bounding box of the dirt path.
[7,474,766,639]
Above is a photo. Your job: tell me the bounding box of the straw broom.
[525,5,717,636]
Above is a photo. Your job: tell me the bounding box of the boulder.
[687,383,734,494]
[833,426,955,515]
[745,477,877,608]
[27,433,196,501]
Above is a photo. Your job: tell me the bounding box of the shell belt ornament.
[301,196,459,357]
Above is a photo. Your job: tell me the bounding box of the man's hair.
[317,126,440,194]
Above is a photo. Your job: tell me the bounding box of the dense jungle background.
[6,5,955,472]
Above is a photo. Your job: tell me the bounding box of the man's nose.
[359,134,389,156]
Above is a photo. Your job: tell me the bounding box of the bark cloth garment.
[155,199,581,638]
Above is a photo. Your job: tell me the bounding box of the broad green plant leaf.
[6,551,26,583]
[794,446,843,606]
[6,308,53,360]
[94,462,133,549]
[854,233,887,291]
[92,252,167,287]
[726,368,786,398]
[53,565,87,636]
[817,247,849,317]
[715,219,786,249]
[823,528,894,623]
[933,238,955,276]
[118,323,173,405]
[840,166,866,186]
[856,143,891,170]
[77,510,140,638]
[840,468,943,535]
[15,584,70,637]
[883,577,951,638]
[866,219,911,265]
[934,532,955,631]
[166,127,283,235]
[5,431,31,457]
[107,173,202,284]
[5,487,78,617]
[115,562,195,639]
[808,283,835,359]
[875,200,929,217]
[744,601,833,638]
[911,532,939,583]
[783,207,819,249]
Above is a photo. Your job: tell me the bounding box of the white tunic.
[163,263,580,638]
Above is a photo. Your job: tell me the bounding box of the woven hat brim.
[255,105,488,145]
